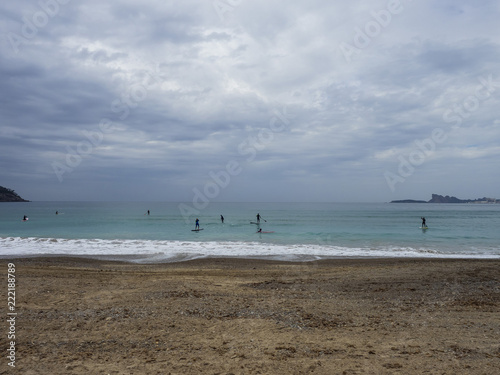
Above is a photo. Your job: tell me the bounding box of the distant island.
[391,194,499,204]
[0,186,30,202]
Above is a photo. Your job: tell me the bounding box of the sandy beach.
[2,257,499,374]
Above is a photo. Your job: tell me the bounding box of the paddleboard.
[419,226,428,229]
[257,231,274,233]
[192,228,204,231]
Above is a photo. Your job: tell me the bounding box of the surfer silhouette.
[220,215,224,223]
[421,217,427,227]
[195,218,200,230]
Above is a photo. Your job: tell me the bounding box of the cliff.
[391,194,498,204]
[0,186,29,202]
[428,194,466,203]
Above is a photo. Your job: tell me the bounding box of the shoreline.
[3,232,500,262]
[6,254,500,266]
[3,257,499,374]
[3,253,500,266]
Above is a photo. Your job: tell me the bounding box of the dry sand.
[2,257,499,374]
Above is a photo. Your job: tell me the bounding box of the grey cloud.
[1,1,499,202]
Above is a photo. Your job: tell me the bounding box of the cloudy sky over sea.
[1,0,499,202]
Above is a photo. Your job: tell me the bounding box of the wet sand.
[2,257,500,374]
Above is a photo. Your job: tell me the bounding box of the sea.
[1,202,500,263]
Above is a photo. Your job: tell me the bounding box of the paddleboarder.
[195,218,200,230]
[421,217,427,228]
[220,215,224,223]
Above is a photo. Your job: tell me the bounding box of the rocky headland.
[0,185,29,202]
[391,194,498,204]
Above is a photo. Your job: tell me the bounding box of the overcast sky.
[1,0,499,202]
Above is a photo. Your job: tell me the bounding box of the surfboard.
[419,226,428,229]
[192,228,204,231]
[257,231,274,233]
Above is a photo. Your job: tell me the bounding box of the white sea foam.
[1,237,499,263]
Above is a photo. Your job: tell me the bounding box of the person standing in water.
[220,215,224,223]
[195,218,200,230]
[421,217,427,227]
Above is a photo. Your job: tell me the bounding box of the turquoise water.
[1,202,499,262]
